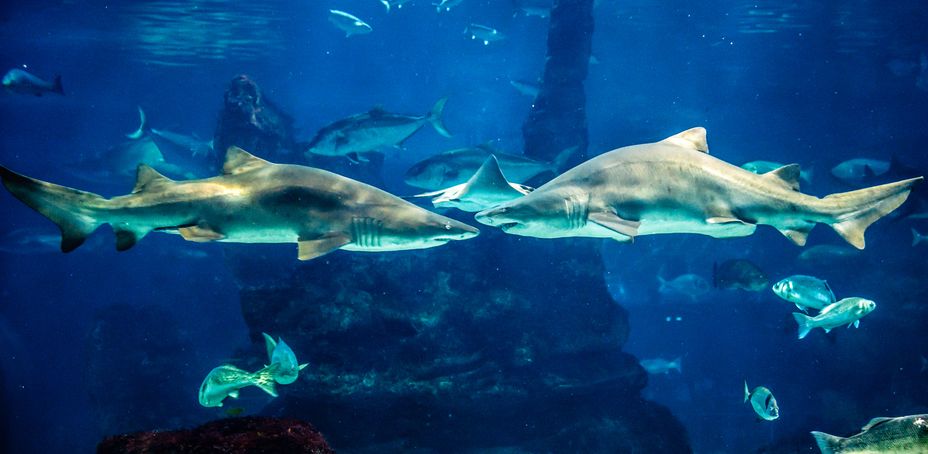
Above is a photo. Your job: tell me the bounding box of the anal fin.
[777,223,814,246]
[588,212,640,238]
[297,234,351,261]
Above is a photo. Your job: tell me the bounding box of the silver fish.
[744,381,779,421]
[2,68,63,96]
[772,275,836,312]
[262,333,308,385]
[793,297,876,339]
[811,414,928,453]
[464,24,505,45]
[658,273,710,301]
[328,10,372,37]
[198,364,279,408]
[831,158,890,182]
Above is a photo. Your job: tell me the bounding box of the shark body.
[0,147,479,260]
[476,128,921,249]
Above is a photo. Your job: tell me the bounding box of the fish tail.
[810,431,843,454]
[913,228,924,247]
[428,97,452,138]
[126,106,147,139]
[671,357,682,373]
[0,166,106,253]
[743,380,750,403]
[821,177,922,249]
[251,363,280,398]
[53,75,64,95]
[793,312,814,339]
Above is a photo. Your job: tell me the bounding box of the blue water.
[1,1,927,452]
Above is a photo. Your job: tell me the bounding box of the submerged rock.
[97,416,334,454]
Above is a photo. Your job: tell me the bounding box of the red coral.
[97,416,335,453]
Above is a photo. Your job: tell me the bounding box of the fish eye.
[444,223,452,230]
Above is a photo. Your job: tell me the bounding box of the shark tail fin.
[0,166,105,252]
[52,75,64,95]
[823,177,923,249]
[251,363,280,398]
[810,431,843,454]
[913,228,925,247]
[126,106,147,139]
[427,97,452,138]
[793,312,814,339]
[671,357,682,373]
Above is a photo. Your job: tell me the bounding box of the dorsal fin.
[467,155,512,190]
[659,127,708,153]
[861,417,894,431]
[763,164,801,191]
[222,146,272,175]
[132,164,174,193]
[368,105,387,116]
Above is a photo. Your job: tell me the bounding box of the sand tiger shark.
[475,127,921,249]
[0,147,479,260]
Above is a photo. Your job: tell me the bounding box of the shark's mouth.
[499,222,519,232]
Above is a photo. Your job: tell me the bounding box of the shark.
[475,127,921,249]
[414,155,533,212]
[0,147,479,260]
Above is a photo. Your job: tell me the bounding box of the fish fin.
[743,380,750,403]
[469,156,515,191]
[262,332,277,362]
[853,320,859,328]
[795,303,807,313]
[229,390,239,399]
[368,105,387,117]
[706,216,748,225]
[913,228,923,246]
[672,357,682,373]
[132,164,175,193]
[588,212,640,238]
[126,106,146,139]
[763,164,802,191]
[114,228,147,251]
[861,417,893,431]
[381,0,390,12]
[52,75,64,95]
[299,363,309,371]
[810,431,843,454]
[178,224,225,242]
[413,188,452,198]
[0,166,104,253]
[550,145,578,173]
[824,328,832,333]
[297,234,351,261]
[658,127,708,153]
[346,152,371,164]
[776,224,814,246]
[427,97,452,138]
[251,364,279,398]
[222,146,273,175]
[793,312,813,339]
[826,177,922,249]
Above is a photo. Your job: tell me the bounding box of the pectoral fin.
[706,216,747,225]
[588,212,640,238]
[178,224,225,242]
[297,234,351,261]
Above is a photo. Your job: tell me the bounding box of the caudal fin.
[824,177,922,249]
[52,75,64,95]
[428,97,452,138]
[0,166,104,252]
[671,357,682,373]
[251,363,280,398]
[913,228,925,247]
[793,312,814,339]
[126,106,147,139]
[810,431,843,454]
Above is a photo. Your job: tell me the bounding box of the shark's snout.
[475,206,507,226]
[437,219,480,241]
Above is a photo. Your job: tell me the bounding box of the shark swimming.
[475,127,921,249]
[414,155,533,212]
[0,146,479,260]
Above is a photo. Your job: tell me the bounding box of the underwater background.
[1,0,927,452]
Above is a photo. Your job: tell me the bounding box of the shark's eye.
[444,223,452,230]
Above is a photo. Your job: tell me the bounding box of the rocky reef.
[233,231,690,452]
[97,416,334,454]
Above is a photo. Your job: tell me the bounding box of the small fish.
[771,275,836,312]
[198,364,279,408]
[434,0,463,13]
[831,158,890,182]
[744,381,779,421]
[414,155,533,212]
[464,24,505,45]
[509,79,540,97]
[640,357,682,375]
[797,245,861,265]
[328,10,372,37]
[2,68,64,96]
[658,273,710,301]
[793,297,876,339]
[741,160,814,184]
[262,333,308,385]
[404,144,574,190]
[712,259,768,291]
[128,107,214,157]
[811,414,928,453]
[306,98,450,163]
[513,0,551,18]
[913,228,927,246]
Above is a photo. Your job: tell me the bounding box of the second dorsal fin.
[763,164,801,191]
[222,146,273,175]
[132,164,174,193]
[659,127,709,153]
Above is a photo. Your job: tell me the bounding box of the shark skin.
[475,127,921,249]
[0,147,479,260]
[414,155,533,212]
